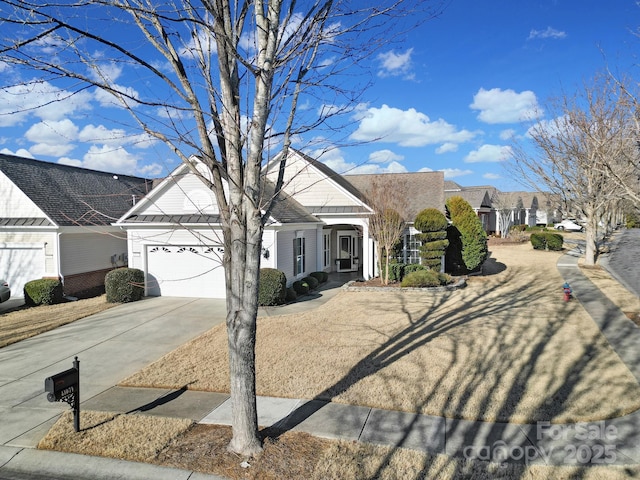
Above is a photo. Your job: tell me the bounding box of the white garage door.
[146,245,226,298]
[0,244,45,298]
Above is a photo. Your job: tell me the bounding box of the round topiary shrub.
[105,267,145,303]
[302,275,319,290]
[292,280,309,295]
[24,279,64,306]
[258,268,287,306]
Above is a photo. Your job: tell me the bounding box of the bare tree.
[510,74,636,265]
[0,0,445,455]
[365,179,407,285]
[491,192,515,238]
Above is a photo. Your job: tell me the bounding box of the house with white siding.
[0,154,151,297]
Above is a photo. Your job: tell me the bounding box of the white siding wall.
[260,230,275,269]
[59,231,128,275]
[276,228,318,284]
[266,155,360,207]
[0,232,56,275]
[276,230,295,283]
[0,172,46,217]
[138,173,219,215]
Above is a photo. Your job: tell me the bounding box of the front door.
[336,232,358,272]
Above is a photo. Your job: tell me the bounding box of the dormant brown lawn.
[0,295,115,348]
[122,243,640,423]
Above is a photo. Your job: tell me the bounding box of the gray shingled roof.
[0,154,152,226]
[261,178,322,224]
[344,171,445,222]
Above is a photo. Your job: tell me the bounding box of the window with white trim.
[404,233,421,264]
[322,232,331,268]
[294,237,306,276]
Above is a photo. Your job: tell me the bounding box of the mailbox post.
[45,357,80,432]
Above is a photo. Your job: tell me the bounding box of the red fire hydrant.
[563,282,572,302]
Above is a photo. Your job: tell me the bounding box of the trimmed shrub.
[285,286,298,302]
[446,196,488,274]
[380,262,401,283]
[302,275,319,290]
[292,280,309,295]
[404,263,426,275]
[24,279,64,306]
[258,268,287,306]
[310,271,328,283]
[530,232,563,251]
[105,267,144,303]
[415,208,449,271]
[400,269,451,288]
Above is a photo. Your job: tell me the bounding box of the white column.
[316,225,323,271]
[361,221,371,279]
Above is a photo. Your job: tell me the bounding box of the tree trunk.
[584,205,598,266]
[224,205,263,456]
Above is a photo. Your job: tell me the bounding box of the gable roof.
[117,160,320,226]
[345,171,445,222]
[0,153,152,227]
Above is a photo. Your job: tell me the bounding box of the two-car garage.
[145,244,226,298]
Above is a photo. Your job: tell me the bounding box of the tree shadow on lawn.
[264,265,640,479]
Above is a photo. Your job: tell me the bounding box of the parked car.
[554,219,584,232]
[0,280,10,303]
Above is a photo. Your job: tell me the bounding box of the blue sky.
[1,0,639,191]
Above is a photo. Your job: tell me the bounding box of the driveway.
[0,296,226,448]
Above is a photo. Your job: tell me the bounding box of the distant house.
[0,154,151,297]
[445,181,495,232]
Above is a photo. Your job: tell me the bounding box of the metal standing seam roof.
[0,154,153,227]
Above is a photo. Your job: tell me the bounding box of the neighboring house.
[445,181,495,232]
[345,171,445,264]
[0,154,152,297]
[115,158,323,298]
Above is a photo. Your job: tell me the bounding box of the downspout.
[56,232,64,288]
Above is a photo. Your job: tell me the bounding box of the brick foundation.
[62,268,113,296]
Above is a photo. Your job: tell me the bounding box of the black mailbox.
[44,357,80,432]
[45,367,78,402]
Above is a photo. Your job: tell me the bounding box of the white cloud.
[441,168,473,179]
[436,142,458,154]
[368,149,404,164]
[500,129,516,140]
[30,142,75,157]
[528,27,566,40]
[137,163,165,177]
[377,48,414,78]
[25,119,79,144]
[0,148,34,158]
[483,172,502,180]
[526,115,570,138]
[470,88,542,124]
[465,144,513,163]
[80,144,140,174]
[57,157,83,167]
[78,124,155,148]
[350,104,476,147]
[94,84,140,108]
[25,119,79,157]
[179,29,218,58]
[0,81,92,126]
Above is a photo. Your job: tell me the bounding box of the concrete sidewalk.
[3,259,640,477]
